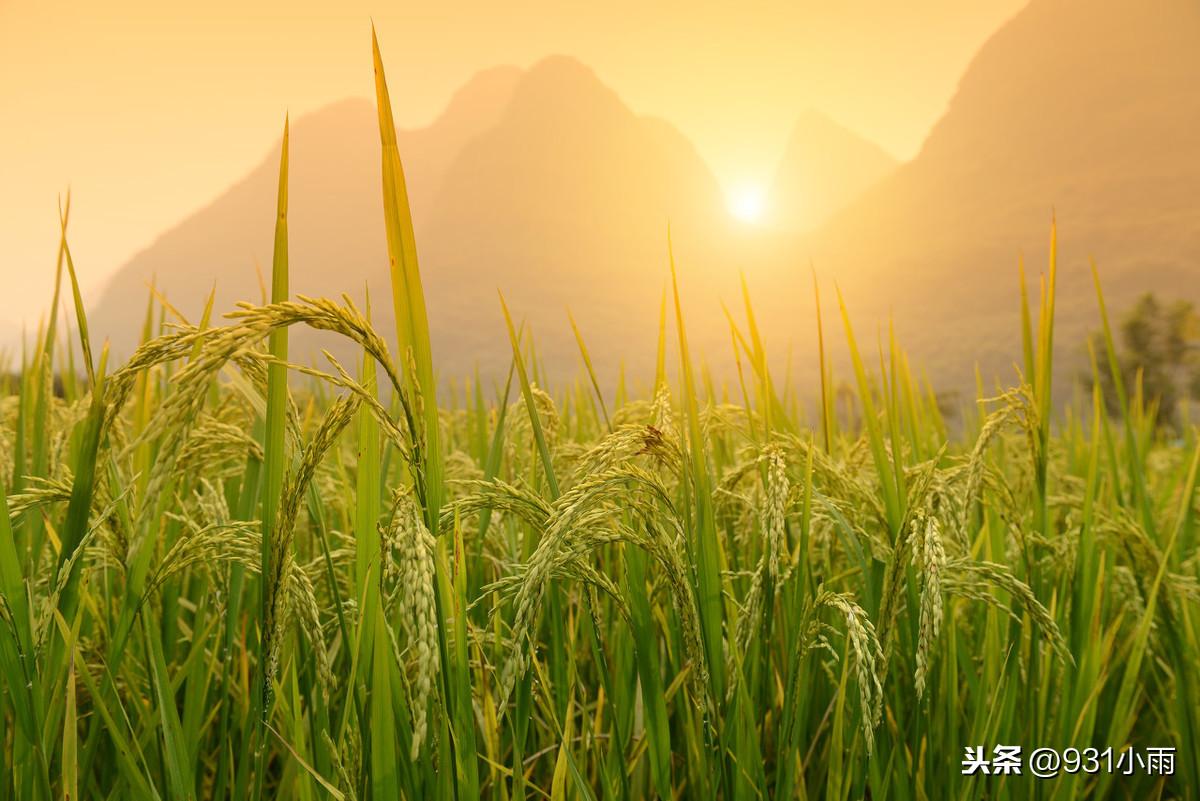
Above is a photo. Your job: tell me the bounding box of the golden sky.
[0,0,1024,331]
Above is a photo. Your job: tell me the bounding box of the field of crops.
[1,38,1197,800]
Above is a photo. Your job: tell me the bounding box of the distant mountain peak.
[501,54,628,125]
[428,64,522,130]
[791,107,869,136]
[522,53,608,87]
[798,0,1200,391]
[767,109,897,232]
[88,54,729,381]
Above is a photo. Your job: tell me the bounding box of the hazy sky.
[0,0,1024,329]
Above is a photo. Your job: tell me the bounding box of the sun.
[727,184,767,224]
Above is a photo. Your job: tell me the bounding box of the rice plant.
[0,34,1196,800]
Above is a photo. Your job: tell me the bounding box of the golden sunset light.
[2,2,1199,798]
[726,183,768,224]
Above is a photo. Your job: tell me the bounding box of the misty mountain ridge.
[88,53,835,380]
[768,109,897,233]
[87,0,1200,394]
[785,0,1200,390]
[88,63,524,342]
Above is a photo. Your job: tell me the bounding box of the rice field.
[1,37,1197,800]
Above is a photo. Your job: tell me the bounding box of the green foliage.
[1091,291,1200,426]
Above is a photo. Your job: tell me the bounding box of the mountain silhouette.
[88,65,522,356]
[767,110,897,233]
[417,55,732,379]
[788,0,1200,389]
[88,0,1200,393]
[88,56,736,380]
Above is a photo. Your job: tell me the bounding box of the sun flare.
[727,184,767,223]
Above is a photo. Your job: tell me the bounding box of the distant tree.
[1090,293,1200,426]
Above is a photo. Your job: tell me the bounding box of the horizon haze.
[6,0,1200,397]
[1,0,1026,331]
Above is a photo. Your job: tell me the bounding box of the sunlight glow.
[727,185,767,223]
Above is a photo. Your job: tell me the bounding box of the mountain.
[767,110,897,233]
[88,65,522,355]
[785,0,1200,390]
[88,56,734,380]
[417,55,731,378]
[90,0,1200,395]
